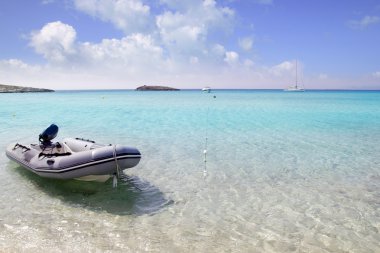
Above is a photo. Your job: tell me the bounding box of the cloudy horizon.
[0,0,379,90]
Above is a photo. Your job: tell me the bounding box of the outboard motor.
[39,124,59,146]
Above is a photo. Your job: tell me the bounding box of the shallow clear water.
[0,90,379,252]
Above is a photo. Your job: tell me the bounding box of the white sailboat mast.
[295,60,298,89]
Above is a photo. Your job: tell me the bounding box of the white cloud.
[79,33,165,73]
[270,61,294,76]
[238,37,253,51]
[211,44,226,59]
[41,0,55,4]
[28,21,169,78]
[0,59,41,72]
[3,1,380,90]
[2,2,286,89]
[189,56,199,64]
[159,0,199,11]
[0,59,54,88]
[155,0,234,57]
[224,51,239,65]
[372,71,380,78]
[73,0,151,34]
[253,0,273,5]
[25,19,253,88]
[72,0,235,64]
[71,0,236,67]
[29,21,76,63]
[348,15,380,29]
[212,44,225,55]
[156,11,206,52]
[203,0,216,7]
[3,53,378,90]
[243,59,254,68]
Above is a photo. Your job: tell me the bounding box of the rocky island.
[136,85,180,91]
[0,84,54,93]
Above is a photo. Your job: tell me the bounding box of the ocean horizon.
[53,88,380,91]
[1,89,379,252]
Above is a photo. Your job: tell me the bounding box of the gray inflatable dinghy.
[6,124,141,182]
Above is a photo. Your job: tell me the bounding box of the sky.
[0,0,380,90]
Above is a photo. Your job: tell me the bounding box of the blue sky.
[0,0,379,89]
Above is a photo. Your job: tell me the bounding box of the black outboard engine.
[39,124,59,146]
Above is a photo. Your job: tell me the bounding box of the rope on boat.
[13,143,31,152]
[38,152,71,158]
[113,144,121,188]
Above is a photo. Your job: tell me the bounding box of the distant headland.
[0,84,54,93]
[136,85,180,91]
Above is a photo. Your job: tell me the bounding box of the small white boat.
[6,124,141,182]
[202,87,211,93]
[284,60,305,92]
[285,85,305,92]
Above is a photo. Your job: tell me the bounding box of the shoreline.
[0,84,54,93]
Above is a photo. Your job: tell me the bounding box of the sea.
[0,89,379,252]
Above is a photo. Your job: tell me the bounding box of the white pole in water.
[203,95,215,177]
[113,174,118,188]
[203,140,208,176]
[203,104,209,177]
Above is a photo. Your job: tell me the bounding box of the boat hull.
[6,140,141,180]
[284,89,305,92]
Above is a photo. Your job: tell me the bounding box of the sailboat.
[202,86,211,93]
[284,60,305,92]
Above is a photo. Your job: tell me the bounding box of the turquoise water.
[0,90,379,252]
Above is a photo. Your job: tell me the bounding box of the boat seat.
[32,142,72,154]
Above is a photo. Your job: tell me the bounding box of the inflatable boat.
[6,124,141,182]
